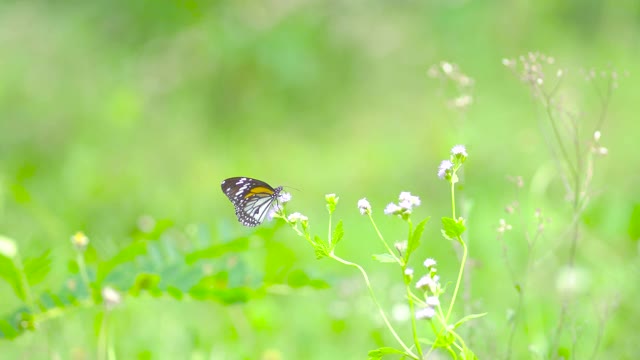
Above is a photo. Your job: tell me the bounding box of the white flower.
[287,212,308,223]
[437,160,453,179]
[358,198,371,215]
[384,203,402,215]
[426,296,440,307]
[71,231,90,252]
[404,268,414,276]
[395,240,408,253]
[497,219,512,233]
[441,62,453,74]
[451,95,473,109]
[423,258,437,268]
[416,275,433,290]
[102,287,121,310]
[415,306,436,320]
[267,204,282,221]
[278,192,292,203]
[398,192,421,210]
[451,145,468,157]
[593,130,601,142]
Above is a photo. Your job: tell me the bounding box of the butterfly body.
[221,177,282,227]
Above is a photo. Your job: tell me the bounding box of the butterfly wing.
[221,177,280,227]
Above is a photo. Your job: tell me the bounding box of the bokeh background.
[1,0,639,359]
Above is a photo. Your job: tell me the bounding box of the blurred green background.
[1,0,639,359]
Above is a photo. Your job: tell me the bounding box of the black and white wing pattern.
[221,177,283,227]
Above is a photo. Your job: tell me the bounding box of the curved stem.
[368,214,401,263]
[330,254,418,359]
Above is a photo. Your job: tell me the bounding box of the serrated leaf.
[441,217,466,241]
[313,236,329,259]
[372,254,397,263]
[185,237,249,264]
[367,347,405,359]
[406,217,430,261]
[331,220,344,250]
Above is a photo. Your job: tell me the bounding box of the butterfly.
[221,177,283,227]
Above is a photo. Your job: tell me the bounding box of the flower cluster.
[414,258,441,320]
[267,191,292,221]
[502,52,556,89]
[357,198,372,215]
[384,192,421,220]
[438,145,468,181]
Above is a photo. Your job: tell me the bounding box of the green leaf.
[287,269,310,288]
[372,254,397,263]
[628,203,640,240]
[441,217,466,241]
[0,254,23,300]
[406,217,430,261]
[331,220,344,250]
[308,278,330,289]
[185,237,249,264]
[460,347,478,360]
[0,319,19,339]
[433,332,456,348]
[23,250,51,286]
[96,241,149,286]
[129,273,161,296]
[453,312,488,329]
[367,347,405,359]
[313,236,330,259]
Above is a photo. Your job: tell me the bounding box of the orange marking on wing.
[244,186,274,198]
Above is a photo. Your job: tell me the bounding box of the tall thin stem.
[330,254,419,359]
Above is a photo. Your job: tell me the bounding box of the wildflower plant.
[274,145,484,359]
[501,52,621,358]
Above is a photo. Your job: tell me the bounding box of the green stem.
[77,253,91,292]
[368,213,401,263]
[14,255,36,315]
[327,212,333,248]
[446,239,467,321]
[97,311,110,360]
[405,271,423,358]
[330,254,418,359]
[450,181,457,219]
